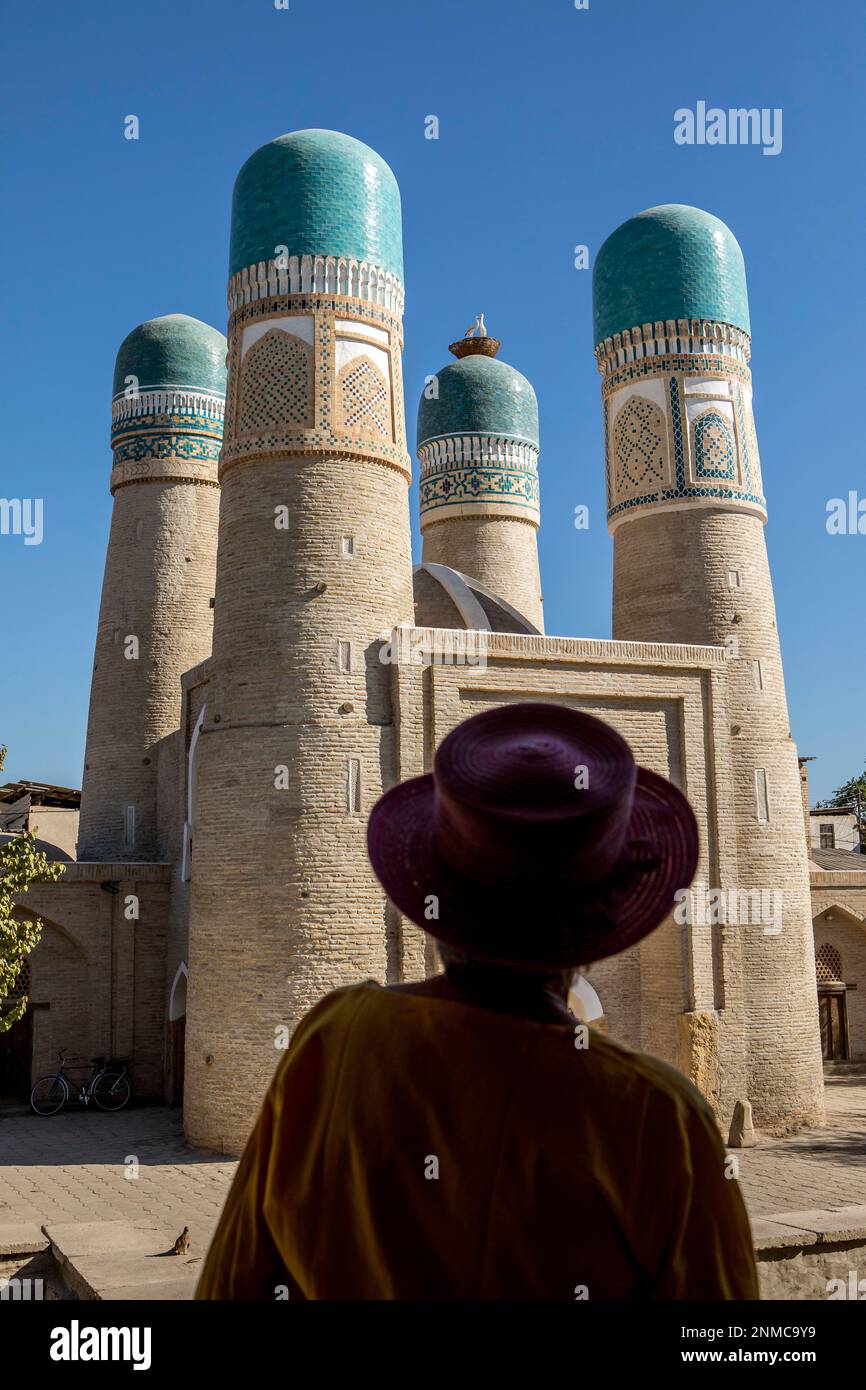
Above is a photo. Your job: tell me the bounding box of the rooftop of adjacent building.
[417,320,539,450]
[0,780,80,809]
[229,129,403,282]
[592,203,750,346]
[112,314,227,399]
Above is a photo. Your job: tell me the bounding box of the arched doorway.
[168,963,188,1106]
[568,975,607,1032]
[815,941,849,1061]
[0,957,33,1102]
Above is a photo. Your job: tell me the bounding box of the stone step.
[43,1220,212,1301]
[0,1223,49,1257]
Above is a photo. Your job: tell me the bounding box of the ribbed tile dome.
[229,129,403,282]
[417,354,539,449]
[592,204,750,346]
[112,314,227,398]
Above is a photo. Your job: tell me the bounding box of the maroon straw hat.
[367,702,699,970]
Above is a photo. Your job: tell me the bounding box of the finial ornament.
[449,313,501,360]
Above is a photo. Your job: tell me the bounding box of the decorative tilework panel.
[112,434,222,466]
[420,464,540,515]
[238,330,314,434]
[693,409,736,480]
[337,356,390,440]
[613,395,668,500]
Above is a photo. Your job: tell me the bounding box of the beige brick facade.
[421,514,544,632]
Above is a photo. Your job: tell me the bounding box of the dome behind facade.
[112,314,227,398]
[592,204,750,346]
[417,353,539,450]
[229,129,403,282]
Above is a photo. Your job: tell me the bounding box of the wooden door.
[819,991,849,1061]
[0,1005,34,1101]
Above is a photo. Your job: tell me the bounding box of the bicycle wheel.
[92,1071,131,1111]
[30,1075,68,1116]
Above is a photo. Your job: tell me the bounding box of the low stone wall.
[754,1207,866,1299]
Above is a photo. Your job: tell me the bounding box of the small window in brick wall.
[820,824,836,849]
[338,641,352,673]
[9,957,31,998]
[347,759,361,814]
[752,659,764,691]
[728,570,742,588]
[341,535,355,557]
[815,943,843,983]
[124,804,136,850]
[755,770,770,823]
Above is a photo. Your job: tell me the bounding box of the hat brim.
[367,767,699,971]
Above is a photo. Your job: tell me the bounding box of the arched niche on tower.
[611,392,669,505]
[237,326,314,434]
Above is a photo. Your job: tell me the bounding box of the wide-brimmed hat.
[367,702,699,971]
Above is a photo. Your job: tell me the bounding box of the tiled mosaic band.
[595,319,750,376]
[419,434,540,524]
[110,388,225,491]
[603,356,766,530]
[111,387,225,438]
[221,294,410,479]
[228,255,404,315]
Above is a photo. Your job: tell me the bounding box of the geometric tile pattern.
[735,384,753,493]
[613,396,667,497]
[603,364,766,524]
[338,356,390,439]
[419,463,540,515]
[238,330,313,433]
[221,294,410,478]
[112,433,223,466]
[693,408,736,480]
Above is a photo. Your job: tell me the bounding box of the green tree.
[0,744,65,1032]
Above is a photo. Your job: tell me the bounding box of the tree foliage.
[0,744,66,1033]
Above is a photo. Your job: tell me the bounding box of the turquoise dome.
[417,354,539,449]
[112,315,227,397]
[592,204,750,345]
[229,129,403,282]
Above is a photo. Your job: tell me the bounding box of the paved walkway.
[2,1076,866,1283]
[735,1074,866,1216]
[0,1108,235,1251]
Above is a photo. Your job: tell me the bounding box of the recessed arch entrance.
[167,962,188,1106]
[813,905,866,1062]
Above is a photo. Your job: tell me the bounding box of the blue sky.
[1,0,863,802]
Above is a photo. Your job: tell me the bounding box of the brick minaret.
[77,315,226,861]
[593,205,824,1131]
[417,326,543,631]
[184,131,415,1150]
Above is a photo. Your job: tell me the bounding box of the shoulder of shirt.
[288,981,377,1045]
[580,1027,720,1131]
[288,984,719,1135]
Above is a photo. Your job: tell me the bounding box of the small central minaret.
[417,320,543,630]
[185,130,415,1151]
[77,315,226,862]
[592,204,824,1132]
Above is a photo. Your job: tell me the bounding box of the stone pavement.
[735,1074,866,1216]
[1,1076,865,1297]
[0,1108,234,1252]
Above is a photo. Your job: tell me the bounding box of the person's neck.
[386,969,574,1025]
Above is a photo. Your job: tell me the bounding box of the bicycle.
[30,1051,132,1116]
